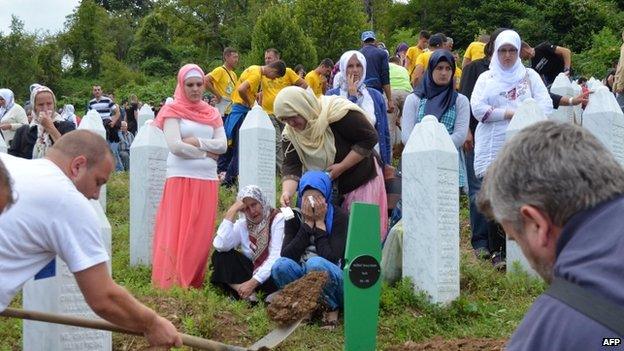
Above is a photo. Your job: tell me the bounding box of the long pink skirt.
[342,162,389,241]
[151,177,219,289]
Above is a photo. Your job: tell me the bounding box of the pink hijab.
[153,64,222,129]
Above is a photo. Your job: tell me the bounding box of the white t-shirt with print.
[0,153,110,311]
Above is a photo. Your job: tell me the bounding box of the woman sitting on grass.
[271,171,349,327]
[211,185,285,302]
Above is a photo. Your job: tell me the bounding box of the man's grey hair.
[478,121,624,232]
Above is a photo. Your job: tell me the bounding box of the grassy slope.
[0,173,544,351]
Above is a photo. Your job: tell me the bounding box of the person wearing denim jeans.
[271,171,349,326]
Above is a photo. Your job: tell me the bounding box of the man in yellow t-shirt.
[205,47,239,117]
[260,48,308,173]
[305,58,334,97]
[405,30,430,78]
[411,33,446,87]
[219,60,287,187]
[462,34,489,68]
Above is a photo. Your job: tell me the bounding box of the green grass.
[0,172,545,350]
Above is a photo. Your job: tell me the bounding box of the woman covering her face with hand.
[9,84,75,159]
[151,64,227,289]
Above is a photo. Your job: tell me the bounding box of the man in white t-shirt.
[0,130,182,349]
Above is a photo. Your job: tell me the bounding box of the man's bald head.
[49,130,113,168]
[47,130,115,200]
[0,159,14,213]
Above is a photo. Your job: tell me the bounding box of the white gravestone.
[549,73,575,124]
[239,105,276,206]
[78,110,107,211]
[23,201,112,351]
[571,81,583,125]
[505,98,547,277]
[129,122,168,266]
[0,136,6,153]
[402,115,459,304]
[587,77,603,90]
[583,86,624,166]
[137,105,154,131]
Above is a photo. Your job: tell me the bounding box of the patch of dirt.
[267,271,328,326]
[386,337,506,351]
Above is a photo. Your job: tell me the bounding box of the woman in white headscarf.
[61,104,78,127]
[211,185,284,301]
[470,29,552,268]
[0,89,28,145]
[9,85,75,159]
[326,50,391,166]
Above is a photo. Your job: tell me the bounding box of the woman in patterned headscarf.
[9,84,75,159]
[211,185,285,301]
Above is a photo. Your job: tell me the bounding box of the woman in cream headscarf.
[9,84,75,159]
[275,86,388,240]
[0,89,28,145]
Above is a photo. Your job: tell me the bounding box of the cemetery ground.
[0,173,545,351]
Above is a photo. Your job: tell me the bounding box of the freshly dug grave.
[386,337,506,351]
[267,271,328,326]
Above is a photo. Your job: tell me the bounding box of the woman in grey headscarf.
[61,104,78,127]
[0,89,28,145]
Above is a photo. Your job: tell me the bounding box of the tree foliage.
[0,17,40,100]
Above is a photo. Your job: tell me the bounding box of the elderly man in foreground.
[478,121,624,350]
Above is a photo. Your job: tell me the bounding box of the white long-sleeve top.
[0,103,28,145]
[401,93,470,149]
[470,68,553,177]
[163,118,227,180]
[213,214,285,284]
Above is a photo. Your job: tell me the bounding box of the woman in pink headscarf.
[151,64,227,289]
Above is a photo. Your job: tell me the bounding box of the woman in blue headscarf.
[271,170,349,327]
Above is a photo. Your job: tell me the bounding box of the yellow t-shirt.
[261,68,301,114]
[208,65,238,99]
[405,46,424,75]
[305,70,325,97]
[463,41,486,62]
[231,65,263,107]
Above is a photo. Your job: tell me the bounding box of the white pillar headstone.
[571,81,583,125]
[78,110,107,211]
[23,201,111,351]
[129,121,168,266]
[583,86,624,165]
[505,98,547,277]
[238,105,276,206]
[549,73,575,124]
[402,115,459,304]
[137,105,154,131]
[0,136,6,153]
[587,77,603,90]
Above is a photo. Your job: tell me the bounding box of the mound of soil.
[386,337,506,351]
[267,271,328,326]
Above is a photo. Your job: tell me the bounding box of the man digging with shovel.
[0,130,182,349]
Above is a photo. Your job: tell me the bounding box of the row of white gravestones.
[137,104,154,132]
[238,105,276,207]
[23,200,112,351]
[549,73,577,124]
[402,115,459,304]
[504,99,547,277]
[129,121,168,266]
[77,110,107,211]
[582,86,624,166]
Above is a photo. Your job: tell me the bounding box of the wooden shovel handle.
[0,308,248,351]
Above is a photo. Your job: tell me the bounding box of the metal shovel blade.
[248,318,304,350]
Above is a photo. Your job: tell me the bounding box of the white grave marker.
[129,122,168,266]
[402,115,459,304]
[238,105,276,206]
[505,98,547,277]
[571,81,583,125]
[78,110,107,211]
[137,105,154,131]
[549,73,575,124]
[583,86,624,165]
[23,201,111,351]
